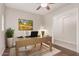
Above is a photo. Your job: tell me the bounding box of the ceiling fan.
[36,3,54,10]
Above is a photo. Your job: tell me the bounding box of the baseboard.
[0,48,5,56]
[54,40,77,52]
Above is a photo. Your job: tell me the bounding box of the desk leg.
[41,42,42,46]
[40,42,42,50]
[16,48,19,56]
[50,42,52,51]
[34,44,36,48]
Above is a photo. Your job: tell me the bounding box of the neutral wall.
[5,7,43,37]
[77,7,79,52]
[43,4,77,52]
[0,4,5,56]
[43,14,53,36]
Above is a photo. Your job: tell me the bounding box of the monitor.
[30,31,38,37]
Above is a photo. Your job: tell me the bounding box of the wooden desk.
[15,36,52,55]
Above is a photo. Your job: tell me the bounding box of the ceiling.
[5,3,66,15]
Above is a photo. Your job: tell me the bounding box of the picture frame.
[18,19,33,30]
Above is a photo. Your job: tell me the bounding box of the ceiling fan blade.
[49,3,55,4]
[36,6,41,10]
[46,6,50,10]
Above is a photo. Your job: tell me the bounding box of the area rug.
[9,45,61,56]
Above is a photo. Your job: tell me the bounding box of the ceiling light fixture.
[41,3,48,7]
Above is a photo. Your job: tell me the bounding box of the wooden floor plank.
[2,44,79,56]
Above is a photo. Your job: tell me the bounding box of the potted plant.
[5,28,14,48]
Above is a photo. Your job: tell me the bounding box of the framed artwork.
[18,19,33,30]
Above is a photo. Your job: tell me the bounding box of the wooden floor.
[2,44,79,56]
[53,45,79,56]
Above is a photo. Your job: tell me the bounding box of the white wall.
[77,7,79,52]
[43,14,53,36]
[0,4,5,56]
[43,4,77,52]
[5,7,43,37]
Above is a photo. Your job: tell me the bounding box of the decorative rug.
[9,44,61,56]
